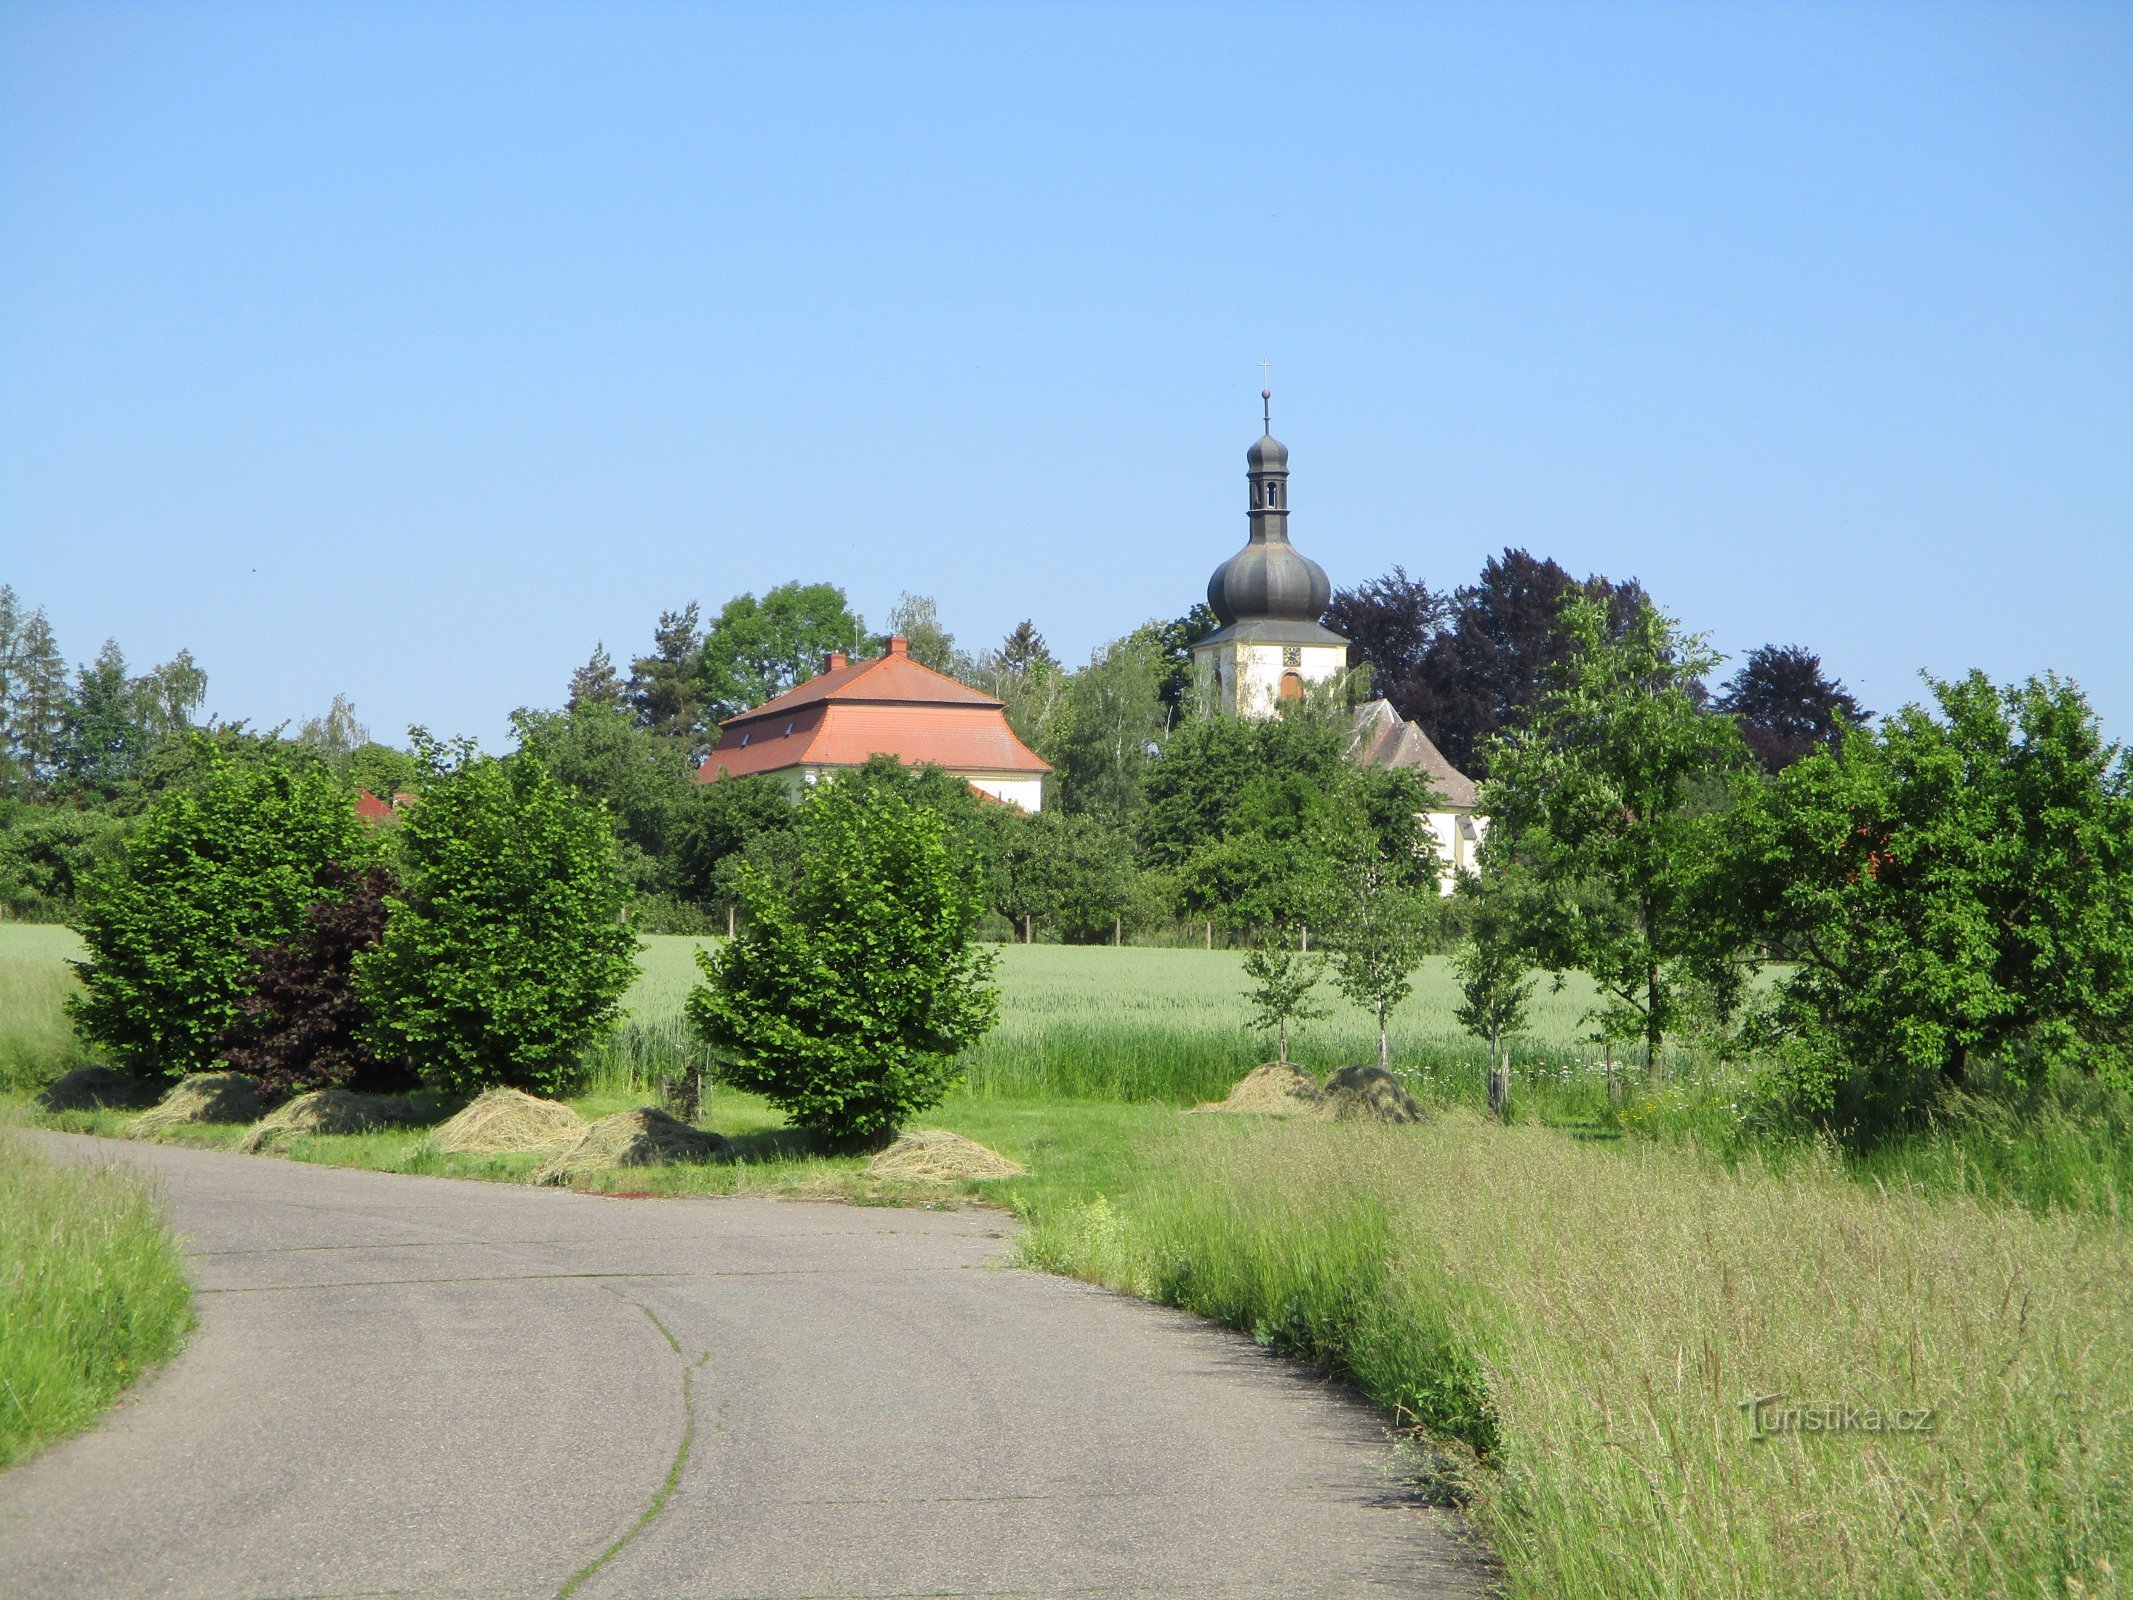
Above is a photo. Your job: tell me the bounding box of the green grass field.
[620,933,1630,1114]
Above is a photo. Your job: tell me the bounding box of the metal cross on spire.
[1258,358,1272,432]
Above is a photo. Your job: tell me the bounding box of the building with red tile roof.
[354,788,396,824]
[693,636,1051,810]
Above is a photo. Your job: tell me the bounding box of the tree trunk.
[1278,1018,1289,1065]
[1487,1027,1510,1121]
[1114,915,1122,947]
[1205,920,1212,950]
[1300,924,1309,953]
[1377,1005,1390,1072]
[1646,961,1663,1076]
[1023,914,1033,944]
[726,904,735,938]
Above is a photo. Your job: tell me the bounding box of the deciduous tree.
[688,765,999,1146]
[1479,596,1744,1067]
[68,742,358,1078]
[355,739,638,1098]
[1715,644,1867,773]
[1242,945,1329,1065]
[1698,671,2133,1134]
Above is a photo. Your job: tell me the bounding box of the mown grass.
[0,1133,193,1469]
[1024,1114,2133,1600]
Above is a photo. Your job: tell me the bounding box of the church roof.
[696,638,1052,783]
[1350,699,1479,810]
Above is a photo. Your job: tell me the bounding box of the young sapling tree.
[1241,942,1329,1066]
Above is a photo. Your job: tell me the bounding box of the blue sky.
[3,1,2128,749]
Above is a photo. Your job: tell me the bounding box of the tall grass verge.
[0,1135,192,1468]
[1023,1115,2132,1600]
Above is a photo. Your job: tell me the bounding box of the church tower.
[1192,393,1352,716]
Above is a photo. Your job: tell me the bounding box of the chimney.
[886,636,909,657]
[827,651,847,671]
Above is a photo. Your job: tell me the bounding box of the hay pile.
[129,1072,267,1137]
[1192,1061,1326,1117]
[35,1065,164,1113]
[1321,1064,1426,1124]
[236,1089,436,1153]
[533,1108,727,1186]
[866,1129,1025,1182]
[435,1088,585,1156]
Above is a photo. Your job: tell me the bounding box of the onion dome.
[1205,428,1331,626]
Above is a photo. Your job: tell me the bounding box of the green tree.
[671,771,798,908]
[55,641,149,796]
[1039,630,1172,829]
[1241,945,1329,1065]
[1478,596,1745,1067]
[355,740,638,1098]
[296,694,367,776]
[67,742,358,1078]
[1453,885,1536,1117]
[985,807,1142,943]
[1700,671,2133,1133]
[567,642,626,712]
[347,741,422,802]
[697,582,869,721]
[511,703,694,897]
[134,651,208,747]
[687,766,999,1146]
[882,593,973,680]
[628,604,706,741]
[1325,858,1437,1071]
[6,607,69,789]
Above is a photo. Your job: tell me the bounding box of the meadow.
[5,922,2130,1595]
[618,933,1630,1114]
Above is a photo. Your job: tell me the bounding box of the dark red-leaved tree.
[1330,550,1649,778]
[1715,644,1869,773]
[217,862,412,1101]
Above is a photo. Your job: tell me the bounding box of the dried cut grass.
[435,1088,585,1156]
[1191,1061,1326,1117]
[129,1072,266,1137]
[866,1129,1025,1182]
[237,1090,437,1153]
[1321,1064,1425,1124]
[34,1066,164,1113]
[533,1107,728,1186]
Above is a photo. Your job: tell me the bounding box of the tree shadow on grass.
[715,1125,841,1165]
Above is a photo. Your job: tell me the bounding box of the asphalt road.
[2,1134,1484,1600]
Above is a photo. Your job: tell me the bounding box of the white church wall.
[966,774,1046,811]
[1202,640,1348,718]
[1420,809,1488,895]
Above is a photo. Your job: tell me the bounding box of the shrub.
[688,766,999,1147]
[356,746,637,1098]
[1706,671,2133,1136]
[216,862,410,1101]
[67,744,358,1078]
